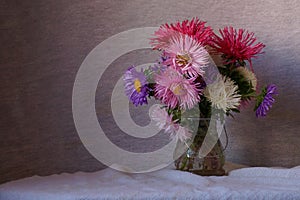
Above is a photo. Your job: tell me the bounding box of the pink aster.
[150,105,179,133]
[150,105,192,142]
[211,26,265,71]
[163,35,209,77]
[154,69,201,110]
[170,126,192,143]
[150,18,213,50]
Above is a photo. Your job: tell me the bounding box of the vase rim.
[182,117,212,120]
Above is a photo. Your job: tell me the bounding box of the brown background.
[1,0,300,184]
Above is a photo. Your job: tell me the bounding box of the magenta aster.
[212,27,265,70]
[169,18,213,45]
[154,68,201,110]
[150,18,213,50]
[255,84,278,117]
[163,35,209,77]
[123,66,148,106]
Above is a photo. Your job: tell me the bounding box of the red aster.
[150,18,213,50]
[212,26,265,70]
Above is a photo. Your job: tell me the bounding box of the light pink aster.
[163,35,209,77]
[150,105,192,142]
[150,18,213,50]
[150,105,179,133]
[154,68,201,110]
[169,126,192,142]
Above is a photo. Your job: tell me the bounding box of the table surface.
[223,161,248,173]
[1,163,300,200]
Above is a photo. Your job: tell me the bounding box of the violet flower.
[123,66,148,106]
[255,84,278,117]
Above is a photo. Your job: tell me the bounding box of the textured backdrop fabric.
[1,0,300,183]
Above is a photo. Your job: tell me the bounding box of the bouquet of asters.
[123,18,277,175]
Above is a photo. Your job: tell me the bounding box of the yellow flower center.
[134,79,142,93]
[171,83,186,96]
[175,53,191,67]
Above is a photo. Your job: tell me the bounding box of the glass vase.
[174,118,226,176]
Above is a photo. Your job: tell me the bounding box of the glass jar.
[174,118,226,176]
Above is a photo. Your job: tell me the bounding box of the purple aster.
[255,84,278,117]
[123,66,149,106]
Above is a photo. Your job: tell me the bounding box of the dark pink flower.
[150,18,213,50]
[212,27,265,70]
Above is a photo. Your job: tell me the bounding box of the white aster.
[204,74,241,112]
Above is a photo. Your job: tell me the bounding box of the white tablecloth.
[1,166,300,200]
